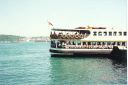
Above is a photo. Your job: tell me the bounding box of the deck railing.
[65,45,114,49]
[50,34,86,39]
[51,43,127,49]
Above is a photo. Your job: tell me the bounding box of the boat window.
[113,32,117,36]
[97,42,101,45]
[102,42,106,45]
[51,40,56,48]
[109,32,112,36]
[77,41,81,45]
[112,42,115,45]
[107,42,111,45]
[93,31,97,36]
[122,42,126,46]
[83,42,86,45]
[124,32,127,36]
[67,41,71,45]
[117,42,121,45]
[72,41,76,45]
[51,40,55,44]
[50,32,52,35]
[103,32,107,36]
[88,42,91,45]
[57,41,62,48]
[92,42,96,45]
[98,32,102,36]
[118,32,122,36]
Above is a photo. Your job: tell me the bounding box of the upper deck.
[50,26,127,41]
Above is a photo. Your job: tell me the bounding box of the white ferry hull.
[50,48,113,55]
[50,26,127,57]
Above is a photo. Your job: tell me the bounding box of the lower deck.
[50,48,113,54]
[50,46,126,54]
[50,40,127,56]
[50,47,127,59]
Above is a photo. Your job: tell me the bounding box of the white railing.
[65,45,114,49]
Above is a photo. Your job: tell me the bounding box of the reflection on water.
[0,42,127,85]
[50,57,127,85]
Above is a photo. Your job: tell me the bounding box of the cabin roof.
[52,27,106,31]
[51,28,89,31]
[81,36,127,41]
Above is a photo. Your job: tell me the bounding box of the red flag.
[48,21,53,26]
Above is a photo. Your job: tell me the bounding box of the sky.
[0,0,127,37]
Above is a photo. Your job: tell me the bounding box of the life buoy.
[60,35,63,39]
[58,35,61,39]
[53,35,55,39]
[68,35,71,39]
[77,35,80,38]
[75,35,79,39]
[50,34,53,38]
[62,35,66,39]
[80,34,84,38]
[54,35,58,39]
[70,35,73,39]
[66,35,69,39]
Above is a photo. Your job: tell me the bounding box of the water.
[0,42,127,85]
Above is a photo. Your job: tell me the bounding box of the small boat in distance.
[49,26,127,56]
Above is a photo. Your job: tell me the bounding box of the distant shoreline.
[0,34,50,43]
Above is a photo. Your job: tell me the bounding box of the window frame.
[103,32,107,36]
[109,32,112,36]
[113,31,117,36]
[93,31,97,36]
[118,32,122,36]
[124,32,127,36]
[98,31,102,36]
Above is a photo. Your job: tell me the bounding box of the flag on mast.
[48,21,53,26]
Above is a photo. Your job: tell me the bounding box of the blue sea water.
[0,42,127,85]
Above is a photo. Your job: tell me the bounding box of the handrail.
[65,45,114,49]
[50,34,86,39]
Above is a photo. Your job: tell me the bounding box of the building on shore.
[17,37,50,42]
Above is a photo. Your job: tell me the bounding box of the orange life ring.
[62,35,66,39]
[66,35,69,39]
[75,35,79,39]
[70,35,73,39]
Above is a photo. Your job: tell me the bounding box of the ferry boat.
[49,26,127,56]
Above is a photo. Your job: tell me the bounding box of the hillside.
[0,35,25,42]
